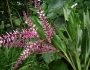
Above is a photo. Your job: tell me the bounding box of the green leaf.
[41,3,48,11]
[86,10,90,35]
[30,16,46,39]
[48,59,69,70]
[29,8,37,14]
[0,21,4,29]
[6,24,11,27]
[77,28,82,48]
[66,12,80,40]
[51,34,66,53]
[47,0,65,13]
[19,65,48,70]
[81,28,90,64]
[75,48,81,70]
[54,16,65,28]
[82,11,90,64]
[63,3,71,21]
[19,64,30,70]
[42,52,61,64]
[30,66,47,70]
[46,0,66,18]
[47,12,57,19]
[14,18,21,26]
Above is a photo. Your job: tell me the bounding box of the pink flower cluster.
[12,40,56,70]
[0,29,38,47]
[0,0,56,70]
[36,2,56,42]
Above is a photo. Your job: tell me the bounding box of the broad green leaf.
[42,52,61,64]
[51,34,66,54]
[63,3,71,21]
[19,64,30,70]
[47,0,65,13]
[14,18,21,26]
[86,10,90,35]
[82,11,90,64]
[45,0,66,18]
[75,49,81,70]
[42,52,54,64]
[30,66,47,70]
[75,0,84,3]
[20,65,48,70]
[29,8,37,14]
[55,28,69,45]
[47,12,57,19]
[81,28,89,64]
[30,16,46,39]
[48,59,69,70]
[77,28,82,48]
[41,3,48,11]
[66,12,80,40]
[54,16,65,28]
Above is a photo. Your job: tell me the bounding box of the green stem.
[6,0,13,28]
[66,51,76,70]
[64,26,72,42]
[86,58,90,70]
[11,7,22,22]
[43,38,76,70]
[75,46,81,70]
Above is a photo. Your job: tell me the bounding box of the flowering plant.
[0,0,56,70]
[0,0,90,70]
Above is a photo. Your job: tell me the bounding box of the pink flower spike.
[12,48,31,70]
[35,0,38,7]
[36,1,56,42]
[0,28,39,47]
[23,11,33,27]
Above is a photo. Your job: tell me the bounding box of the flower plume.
[0,0,56,70]
[36,1,56,42]
[12,39,56,70]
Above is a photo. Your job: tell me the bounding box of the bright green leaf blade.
[51,34,66,53]
[19,65,30,70]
